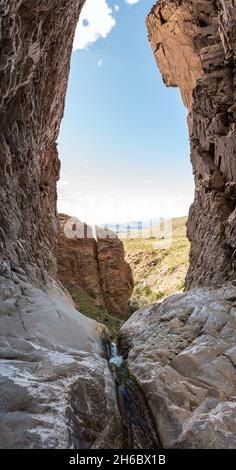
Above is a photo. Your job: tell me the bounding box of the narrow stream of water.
[108,343,161,449]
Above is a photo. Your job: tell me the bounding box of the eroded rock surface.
[1,0,236,451]
[0,262,122,449]
[147,0,236,288]
[118,284,236,448]
[0,0,86,276]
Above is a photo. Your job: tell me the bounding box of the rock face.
[57,214,105,307]
[0,1,123,449]
[118,284,236,449]
[0,261,123,449]
[96,227,134,317]
[147,0,236,289]
[118,1,236,450]
[0,0,86,278]
[57,215,134,317]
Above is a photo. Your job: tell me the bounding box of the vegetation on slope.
[64,283,123,339]
[65,217,189,336]
[122,216,190,308]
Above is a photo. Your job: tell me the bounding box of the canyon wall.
[147,0,236,289]
[0,0,85,280]
[96,226,134,316]
[115,0,236,450]
[0,0,236,450]
[57,215,134,317]
[0,1,124,449]
[57,214,105,307]
[118,283,236,448]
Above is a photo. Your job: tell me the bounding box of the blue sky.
[57,0,194,225]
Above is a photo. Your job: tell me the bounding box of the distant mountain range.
[103,217,166,233]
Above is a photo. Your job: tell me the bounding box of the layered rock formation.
[57,215,134,317]
[0,0,86,278]
[114,0,236,450]
[147,0,236,289]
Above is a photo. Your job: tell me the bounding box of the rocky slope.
[118,283,236,449]
[0,261,123,449]
[147,0,236,289]
[57,214,134,317]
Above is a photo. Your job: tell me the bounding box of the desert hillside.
[65,217,189,336]
[123,216,190,308]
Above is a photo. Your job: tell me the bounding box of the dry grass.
[122,216,190,308]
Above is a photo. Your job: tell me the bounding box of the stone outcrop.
[96,227,134,317]
[147,0,236,289]
[118,283,236,448]
[57,214,105,307]
[57,215,134,317]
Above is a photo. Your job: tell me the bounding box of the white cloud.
[97,59,104,67]
[145,179,153,185]
[125,0,140,4]
[114,4,120,11]
[73,0,116,50]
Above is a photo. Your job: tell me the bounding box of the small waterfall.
[108,343,161,449]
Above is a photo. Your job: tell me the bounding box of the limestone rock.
[118,284,236,449]
[0,265,123,449]
[147,0,236,288]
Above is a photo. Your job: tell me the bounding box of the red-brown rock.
[147,0,236,289]
[96,227,134,317]
[57,214,105,306]
[57,215,134,317]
